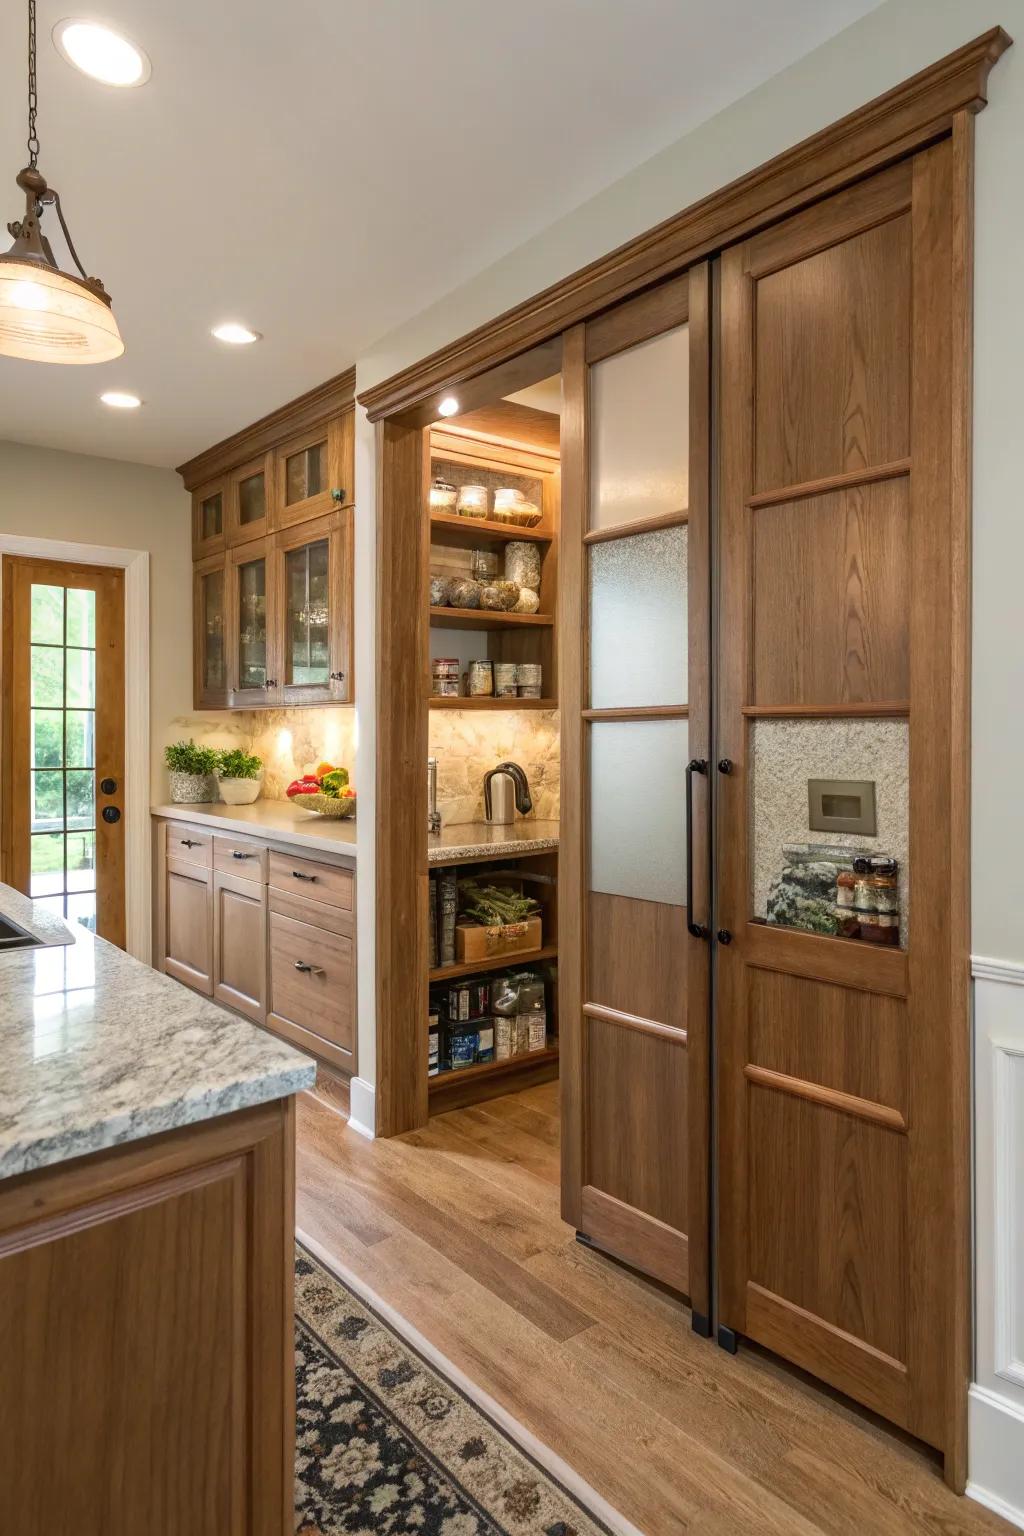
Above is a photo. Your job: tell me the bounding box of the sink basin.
[0,914,44,950]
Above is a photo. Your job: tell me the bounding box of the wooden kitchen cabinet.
[178,373,355,711]
[267,888,355,1072]
[162,854,213,996]
[213,868,267,1023]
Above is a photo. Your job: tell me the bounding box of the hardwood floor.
[295,1083,1011,1536]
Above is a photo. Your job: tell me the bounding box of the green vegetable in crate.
[319,767,350,798]
[458,882,540,928]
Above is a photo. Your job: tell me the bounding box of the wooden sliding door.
[561,268,712,1322]
[716,139,971,1477]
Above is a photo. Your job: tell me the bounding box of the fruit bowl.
[294,792,356,818]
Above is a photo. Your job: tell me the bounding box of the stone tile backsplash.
[429,708,560,825]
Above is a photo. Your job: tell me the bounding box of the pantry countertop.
[152,800,357,859]
[427,820,559,865]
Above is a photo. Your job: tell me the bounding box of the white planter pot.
[168,770,216,804]
[218,776,262,805]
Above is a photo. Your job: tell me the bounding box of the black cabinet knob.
[717,928,733,945]
[102,805,121,824]
[718,759,733,775]
[100,777,117,795]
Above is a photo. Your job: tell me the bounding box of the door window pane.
[285,441,324,505]
[65,770,95,831]
[32,710,64,768]
[65,711,96,768]
[590,324,689,531]
[201,492,223,539]
[285,540,330,685]
[31,645,63,705]
[590,525,687,708]
[238,471,266,525]
[65,588,95,647]
[30,832,65,896]
[66,891,97,933]
[238,559,267,689]
[31,584,63,644]
[31,771,64,831]
[66,830,96,892]
[203,570,225,691]
[590,718,689,906]
[66,649,95,707]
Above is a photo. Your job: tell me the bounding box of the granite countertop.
[153,799,357,858]
[0,882,315,1183]
[427,819,560,864]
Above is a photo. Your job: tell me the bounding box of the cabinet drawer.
[268,850,353,911]
[268,909,354,1064]
[165,825,213,869]
[214,834,268,882]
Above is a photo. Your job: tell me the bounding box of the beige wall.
[359,0,1024,964]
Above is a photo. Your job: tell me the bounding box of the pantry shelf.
[429,1044,559,1098]
[429,606,554,631]
[428,696,557,711]
[429,944,558,984]
[429,511,552,548]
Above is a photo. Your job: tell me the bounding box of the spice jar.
[493,662,518,698]
[517,661,543,698]
[456,484,488,518]
[857,911,900,945]
[505,542,542,589]
[431,658,460,698]
[467,660,494,697]
[429,477,458,513]
[470,548,499,582]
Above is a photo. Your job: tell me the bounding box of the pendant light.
[0,0,124,364]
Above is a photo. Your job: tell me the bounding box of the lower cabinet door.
[268,906,354,1070]
[164,856,213,995]
[213,869,267,1023]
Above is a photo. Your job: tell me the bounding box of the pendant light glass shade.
[0,255,124,363]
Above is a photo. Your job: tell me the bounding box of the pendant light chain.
[26,0,40,168]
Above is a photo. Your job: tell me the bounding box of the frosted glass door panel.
[590,525,687,708]
[590,325,689,531]
[590,718,688,905]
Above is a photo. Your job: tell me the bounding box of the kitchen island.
[0,882,315,1535]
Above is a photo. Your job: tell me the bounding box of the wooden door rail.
[582,706,688,721]
[583,1001,687,1045]
[747,458,912,509]
[744,1064,907,1132]
[741,702,910,718]
[582,508,688,544]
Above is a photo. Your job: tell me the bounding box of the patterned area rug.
[294,1245,614,1536]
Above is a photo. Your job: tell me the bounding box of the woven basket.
[295,792,356,818]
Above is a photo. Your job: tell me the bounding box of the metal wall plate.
[807,778,877,836]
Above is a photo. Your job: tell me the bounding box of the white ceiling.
[0,0,880,469]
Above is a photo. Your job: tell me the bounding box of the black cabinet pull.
[685,758,709,940]
[181,838,200,848]
[292,870,317,882]
[294,960,325,976]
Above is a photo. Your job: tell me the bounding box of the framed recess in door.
[1,557,126,948]
[715,136,972,1479]
[560,269,712,1323]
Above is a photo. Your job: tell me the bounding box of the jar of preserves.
[429,477,457,513]
[456,484,489,518]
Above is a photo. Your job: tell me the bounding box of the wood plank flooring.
[295,1082,1011,1536]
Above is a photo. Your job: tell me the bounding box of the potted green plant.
[164,739,218,804]
[217,747,263,805]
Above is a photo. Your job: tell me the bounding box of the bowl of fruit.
[285,763,356,818]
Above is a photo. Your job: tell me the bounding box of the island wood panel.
[560,271,711,1316]
[716,138,972,1484]
[751,478,910,706]
[0,1099,296,1536]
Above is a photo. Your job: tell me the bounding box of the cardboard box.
[454,915,542,964]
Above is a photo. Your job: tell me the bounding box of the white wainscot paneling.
[970,957,1024,1530]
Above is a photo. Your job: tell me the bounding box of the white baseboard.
[347,1076,376,1138]
[968,1386,1024,1530]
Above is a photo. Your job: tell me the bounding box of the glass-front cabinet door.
[227,451,273,546]
[228,540,278,706]
[274,415,350,531]
[275,511,351,704]
[192,477,226,559]
[193,553,228,708]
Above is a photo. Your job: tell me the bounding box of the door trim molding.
[0,536,150,963]
[358,29,1009,423]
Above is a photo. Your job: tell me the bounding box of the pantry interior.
[425,378,563,1113]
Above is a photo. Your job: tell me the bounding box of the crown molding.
[177,366,356,490]
[358,28,1010,423]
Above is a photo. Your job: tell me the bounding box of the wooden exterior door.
[716,142,970,1475]
[560,269,712,1324]
[2,556,126,947]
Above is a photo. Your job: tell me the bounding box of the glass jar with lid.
[429,477,457,514]
[456,484,489,518]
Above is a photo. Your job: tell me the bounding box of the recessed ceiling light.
[53,19,151,87]
[211,322,261,346]
[437,396,460,417]
[100,390,141,409]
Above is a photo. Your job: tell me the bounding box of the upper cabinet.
[178,370,355,710]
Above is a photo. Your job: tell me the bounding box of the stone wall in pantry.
[429,708,560,825]
[164,708,357,800]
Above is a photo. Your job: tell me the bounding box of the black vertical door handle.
[686,758,709,939]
